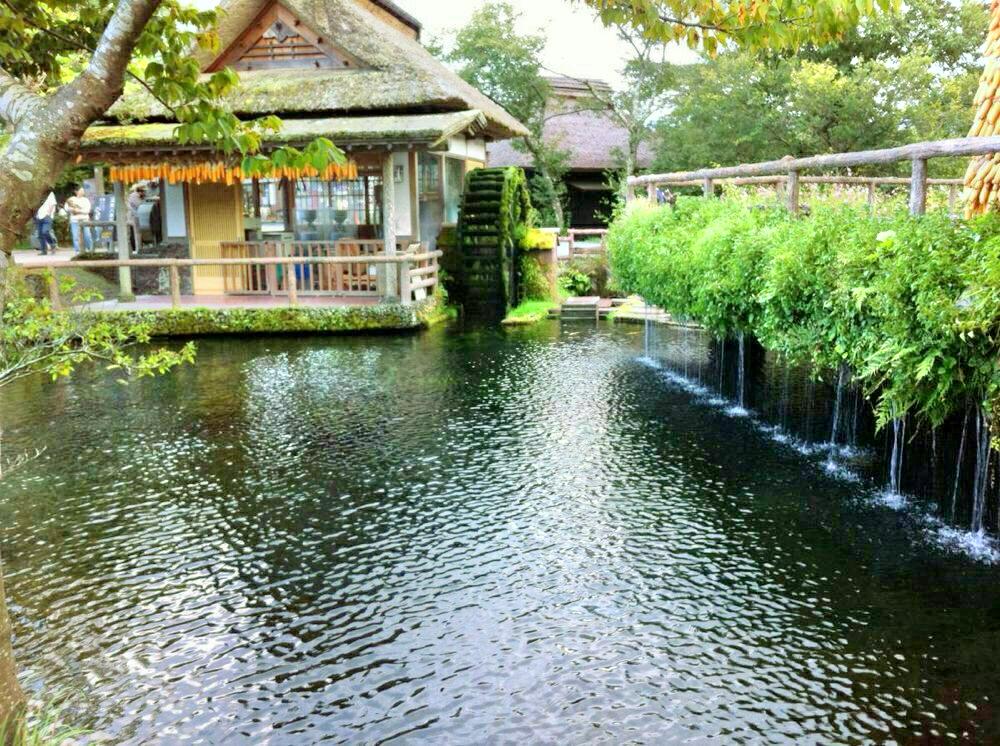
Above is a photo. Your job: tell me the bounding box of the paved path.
[11,249,76,265]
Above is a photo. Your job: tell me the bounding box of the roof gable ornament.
[206,1,369,73]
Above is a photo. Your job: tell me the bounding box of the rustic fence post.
[169,264,181,309]
[286,261,298,307]
[787,171,800,214]
[625,181,636,203]
[400,257,412,306]
[47,271,62,311]
[867,181,877,210]
[113,182,134,302]
[909,158,928,216]
[646,183,657,201]
[948,184,959,215]
[702,177,714,198]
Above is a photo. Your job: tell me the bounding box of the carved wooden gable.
[207,2,366,73]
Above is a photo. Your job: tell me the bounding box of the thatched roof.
[81,111,488,152]
[105,0,527,141]
[488,109,654,172]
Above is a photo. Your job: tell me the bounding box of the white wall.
[164,182,187,238]
[445,136,487,163]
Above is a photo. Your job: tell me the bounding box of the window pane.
[290,172,383,241]
[444,158,465,224]
[258,179,288,236]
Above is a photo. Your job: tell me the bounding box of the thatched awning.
[80,110,489,162]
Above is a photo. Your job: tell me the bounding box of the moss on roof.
[82,110,488,149]
[108,0,527,140]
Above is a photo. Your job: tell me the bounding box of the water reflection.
[1,323,1000,742]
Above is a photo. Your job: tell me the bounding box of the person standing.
[127,184,146,252]
[34,192,58,255]
[65,187,93,254]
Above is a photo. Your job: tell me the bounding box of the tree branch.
[0,0,178,119]
[60,0,165,118]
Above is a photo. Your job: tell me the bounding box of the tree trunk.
[0,0,164,258]
[0,554,22,725]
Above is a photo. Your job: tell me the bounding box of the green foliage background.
[608,198,1000,429]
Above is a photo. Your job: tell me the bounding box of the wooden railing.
[627,135,1000,216]
[564,229,608,260]
[220,240,386,296]
[17,250,442,310]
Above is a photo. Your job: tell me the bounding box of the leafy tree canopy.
[582,0,899,55]
[653,0,983,175]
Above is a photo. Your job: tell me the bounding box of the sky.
[193,0,696,89]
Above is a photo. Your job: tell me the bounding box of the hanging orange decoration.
[965,0,1000,217]
[107,160,359,185]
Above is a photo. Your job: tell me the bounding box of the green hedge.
[607,197,1000,428]
[96,297,450,337]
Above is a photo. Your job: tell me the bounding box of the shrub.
[607,196,1000,429]
[519,254,553,302]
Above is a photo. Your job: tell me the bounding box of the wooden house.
[78,0,527,299]
[487,77,652,228]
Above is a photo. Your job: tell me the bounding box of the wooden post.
[775,177,786,202]
[867,181,877,210]
[169,264,181,308]
[910,158,928,216]
[113,182,134,301]
[787,171,800,214]
[94,166,105,197]
[400,256,412,305]
[286,261,298,306]
[948,184,959,215]
[408,150,420,242]
[646,183,657,201]
[382,150,398,299]
[702,177,714,198]
[625,182,635,203]
[47,272,62,311]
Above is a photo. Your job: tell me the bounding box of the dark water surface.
[2,323,1000,744]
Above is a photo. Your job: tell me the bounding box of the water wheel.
[454,167,532,318]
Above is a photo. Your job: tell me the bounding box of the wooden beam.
[629,136,1000,187]
[702,177,714,198]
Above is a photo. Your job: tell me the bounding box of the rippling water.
[2,323,1000,743]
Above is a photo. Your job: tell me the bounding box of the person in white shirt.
[35,192,57,255]
[65,187,94,254]
[127,184,146,251]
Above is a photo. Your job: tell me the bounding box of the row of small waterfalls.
[642,319,1000,562]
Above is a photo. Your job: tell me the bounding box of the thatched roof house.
[488,77,653,227]
[78,0,527,296]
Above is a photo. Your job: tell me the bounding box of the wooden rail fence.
[17,250,442,311]
[627,135,1000,216]
[564,229,609,260]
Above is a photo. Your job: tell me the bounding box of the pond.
[2,322,1000,743]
